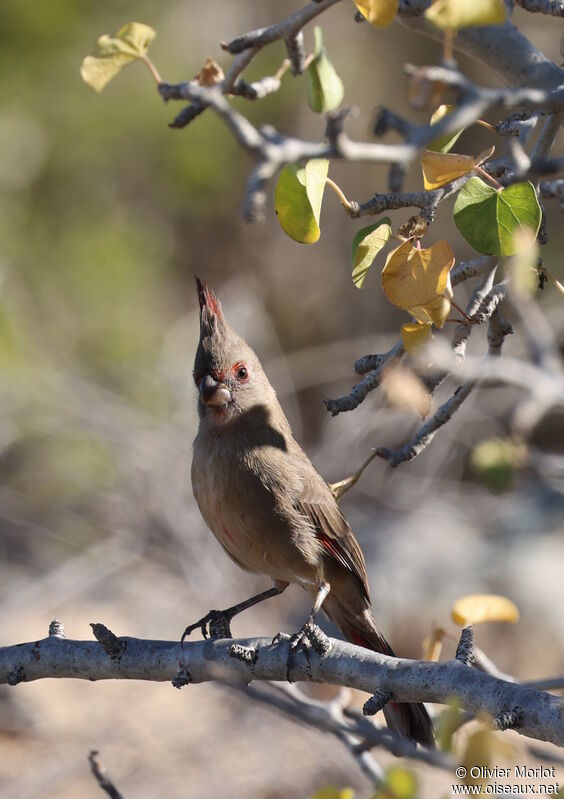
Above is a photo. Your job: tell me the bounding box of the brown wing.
[295,468,370,602]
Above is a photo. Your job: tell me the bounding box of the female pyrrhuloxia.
[189,278,434,747]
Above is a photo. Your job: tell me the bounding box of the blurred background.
[0,2,562,797]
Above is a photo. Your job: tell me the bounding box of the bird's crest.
[196,276,223,320]
[195,276,227,342]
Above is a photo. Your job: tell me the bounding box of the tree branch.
[2,628,562,746]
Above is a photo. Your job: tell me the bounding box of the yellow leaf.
[421,150,476,190]
[410,294,452,328]
[310,789,355,799]
[382,240,455,312]
[194,57,224,87]
[386,767,418,799]
[401,322,433,356]
[352,0,399,27]
[80,22,156,93]
[451,594,520,626]
[460,728,496,788]
[421,626,446,662]
[425,0,506,31]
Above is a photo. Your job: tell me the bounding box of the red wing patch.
[316,530,356,574]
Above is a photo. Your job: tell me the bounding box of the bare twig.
[88,751,124,799]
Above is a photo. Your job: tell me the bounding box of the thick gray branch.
[1,633,562,746]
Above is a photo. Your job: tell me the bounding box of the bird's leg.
[181,582,288,645]
[286,582,331,680]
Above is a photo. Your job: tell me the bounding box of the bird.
[186,277,434,747]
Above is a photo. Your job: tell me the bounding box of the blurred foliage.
[0,1,281,402]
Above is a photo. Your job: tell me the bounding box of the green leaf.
[81,22,156,93]
[453,178,541,256]
[427,104,465,153]
[274,158,329,243]
[306,27,344,113]
[351,219,392,288]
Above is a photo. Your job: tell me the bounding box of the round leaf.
[274,159,329,244]
[353,0,399,27]
[351,219,392,288]
[451,594,520,626]
[306,27,344,113]
[425,0,506,31]
[81,22,156,93]
[454,178,542,256]
[382,240,455,310]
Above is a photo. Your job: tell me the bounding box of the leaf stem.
[141,55,163,85]
[539,264,564,297]
[475,119,496,133]
[325,178,352,211]
[450,299,475,323]
[443,30,455,63]
[329,450,379,501]
[274,58,292,81]
[473,165,503,191]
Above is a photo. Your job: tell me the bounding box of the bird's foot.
[285,621,330,681]
[181,609,233,646]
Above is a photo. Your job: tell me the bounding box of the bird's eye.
[234,364,248,381]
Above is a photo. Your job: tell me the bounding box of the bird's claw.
[180,610,233,647]
[285,621,329,681]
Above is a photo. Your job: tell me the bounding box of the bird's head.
[193,277,275,424]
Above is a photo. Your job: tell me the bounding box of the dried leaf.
[382,240,455,321]
[195,57,224,87]
[397,215,428,240]
[451,594,520,626]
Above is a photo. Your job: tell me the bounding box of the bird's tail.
[323,597,435,748]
